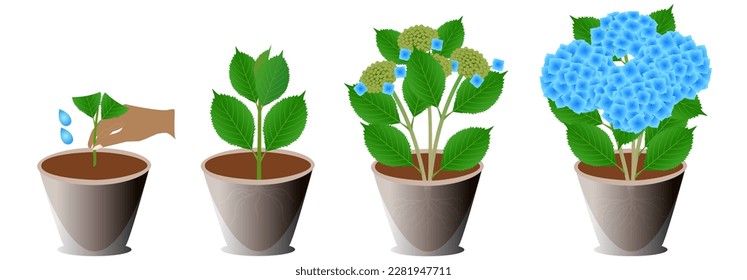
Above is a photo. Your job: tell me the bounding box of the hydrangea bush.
[540,6,711,180]
[348,18,507,181]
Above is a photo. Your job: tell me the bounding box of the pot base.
[222,246,295,256]
[391,246,464,256]
[594,246,667,256]
[58,246,131,256]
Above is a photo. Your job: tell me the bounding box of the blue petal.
[354,82,367,96]
[431,38,443,51]
[399,48,412,61]
[470,74,484,88]
[491,58,504,72]
[395,66,407,78]
[382,82,395,95]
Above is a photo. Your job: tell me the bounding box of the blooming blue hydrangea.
[541,12,711,133]
[470,74,484,88]
[431,38,443,51]
[354,82,367,96]
[395,66,407,78]
[382,82,395,95]
[451,60,458,72]
[492,58,504,72]
[399,48,412,61]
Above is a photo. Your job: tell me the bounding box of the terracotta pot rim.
[574,149,686,186]
[371,150,483,186]
[38,148,150,185]
[202,149,314,185]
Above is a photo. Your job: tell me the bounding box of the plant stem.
[630,134,644,180]
[618,146,630,180]
[393,93,426,181]
[256,104,264,180]
[92,112,99,167]
[429,75,463,180]
[427,107,434,181]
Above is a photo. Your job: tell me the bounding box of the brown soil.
[41,152,147,180]
[578,153,683,180]
[375,153,480,180]
[205,152,311,180]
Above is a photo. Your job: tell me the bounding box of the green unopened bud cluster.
[359,61,397,93]
[397,25,439,51]
[432,53,453,77]
[451,47,490,78]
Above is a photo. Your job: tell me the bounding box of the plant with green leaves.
[541,6,711,180]
[72,92,129,167]
[348,18,506,181]
[211,47,307,180]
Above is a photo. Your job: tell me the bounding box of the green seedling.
[72,92,128,166]
[211,47,308,180]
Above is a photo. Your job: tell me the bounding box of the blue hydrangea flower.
[541,11,711,133]
[382,82,395,95]
[492,58,504,72]
[451,60,458,72]
[395,66,406,78]
[431,38,443,51]
[354,82,367,96]
[399,48,412,61]
[470,74,484,88]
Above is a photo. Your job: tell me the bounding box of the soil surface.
[205,152,311,180]
[375,153,480,180]
[578,153,683,180]
[41,152,147,180]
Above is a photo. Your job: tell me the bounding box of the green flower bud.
[397,25,439,51]
[432,53,452,77]
[360,61,397,93]
[451,47,490,78]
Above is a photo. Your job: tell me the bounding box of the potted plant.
[203,47,312,255]
[38,93,150,255]
[347,18,507,255]
[540,6,711,255]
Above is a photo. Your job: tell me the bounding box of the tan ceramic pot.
[202,149,313,255]
[38,148,150,255]
[575,153,685,256]
[372,152,482,256]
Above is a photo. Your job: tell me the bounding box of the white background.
[1,0,743,279]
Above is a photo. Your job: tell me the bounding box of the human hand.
[88,105,175,149]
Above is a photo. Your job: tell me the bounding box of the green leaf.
[402,79,428,117]
[548,99,602,126]
[645,117,687,145]
[643,127,694,171]
[264,93,307,151]
[440,127,491,171]
[255,53,290,105]
[210,90,254,150]
[435,17,464,57]
[375,29,406,64]
[571,16,600,44]
[612,129,640,149]
[72,92,102,118]
[363,123,413,167]
[254,47,271,73]
[229,48,259,102]
[671,96,706,120]
[100,93,128,120]
[453,71,505,114]
[566,123,617,167]
[347,84,399,124]
[649,5,676,34]
[403,50,445,107]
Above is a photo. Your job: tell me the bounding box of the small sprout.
[451,60,459,72]
[382,82,395,95]
[431,38,444,51]
[492,58,505,72]
[399,48,412,61]
[354,82,367,96]
[60,128,73,144]
[395,66,407,78]
[470,74,484,88]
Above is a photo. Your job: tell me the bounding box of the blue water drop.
[59,109,71,126]
[60,128,73,144]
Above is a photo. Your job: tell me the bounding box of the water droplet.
[60,128,73,144]
[59,109,71,126]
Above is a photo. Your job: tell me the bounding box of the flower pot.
[372,151,482,256]
[38,148,150,255]
[575,152,685,256]
[202,149,313,255]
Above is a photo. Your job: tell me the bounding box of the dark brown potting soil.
[375,153,480,180]
[41,152,147,180]
[205,152,311,180]
[578,153,683,180]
